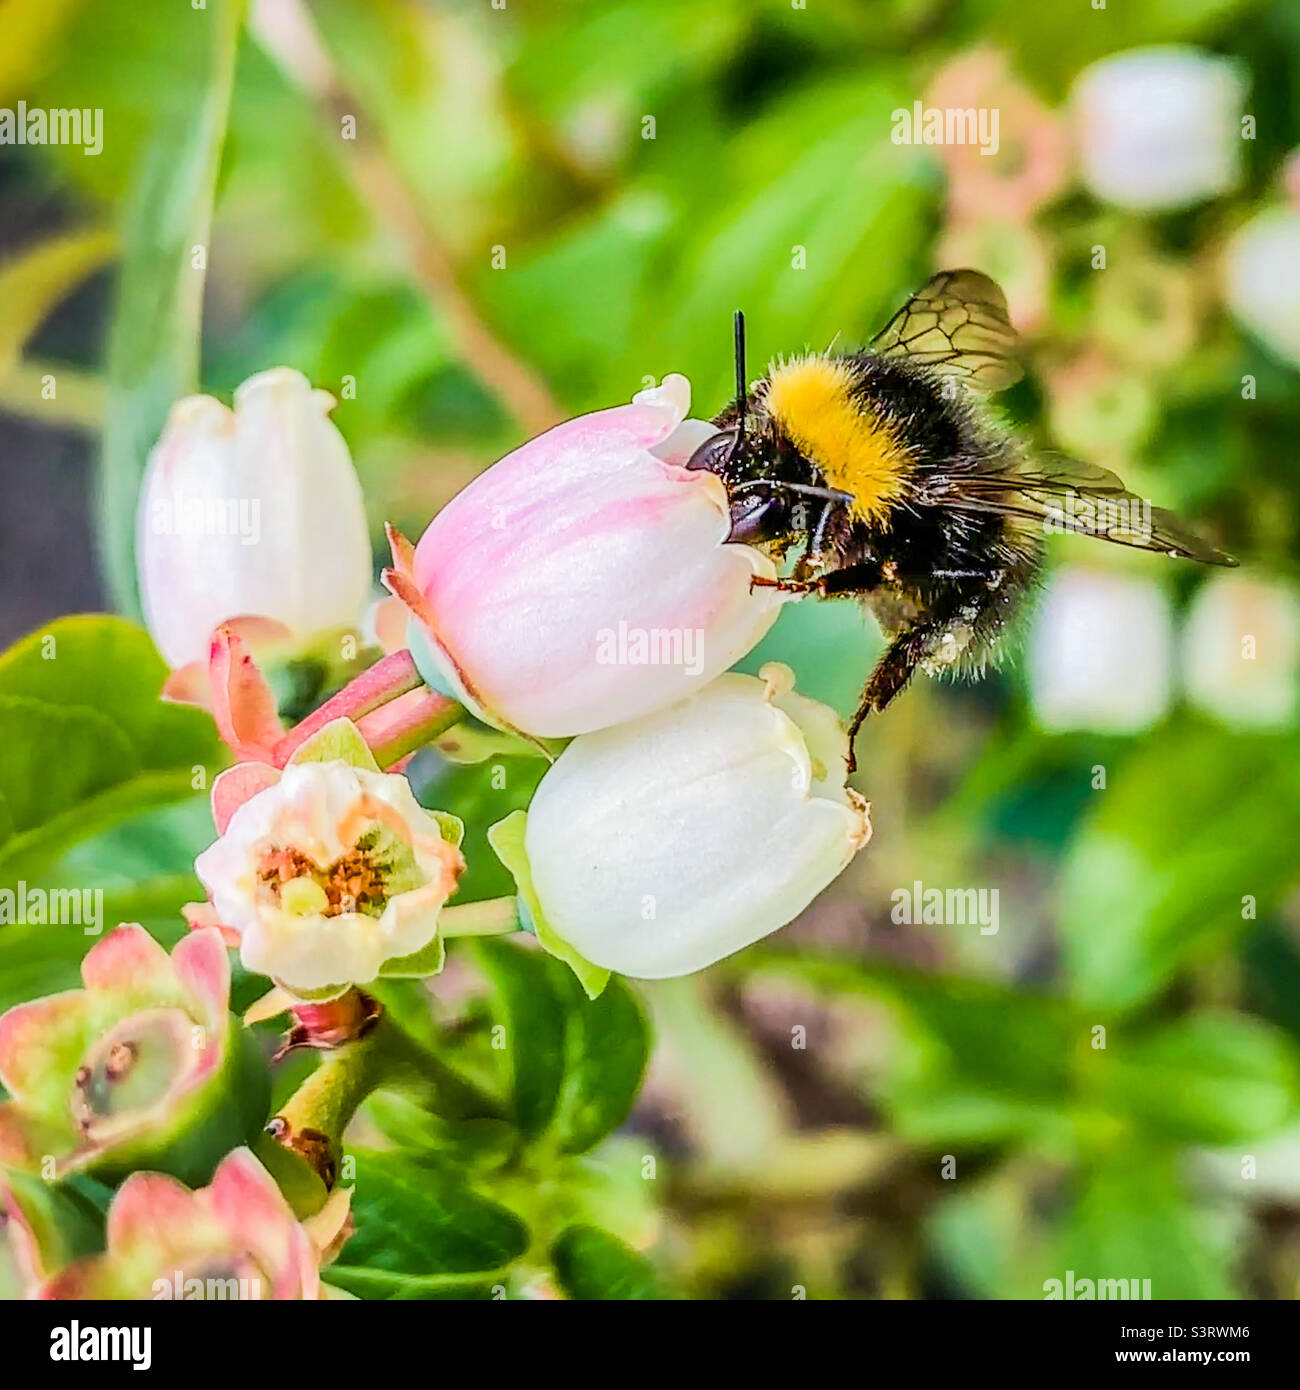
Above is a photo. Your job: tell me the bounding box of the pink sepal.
[210,623,284,762]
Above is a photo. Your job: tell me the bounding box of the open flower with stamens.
[38,1148,350,1301]
[0,926,267,1185]
[188,720,464,999]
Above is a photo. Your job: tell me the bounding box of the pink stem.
[271,649,423,767]
[360,687,464,768]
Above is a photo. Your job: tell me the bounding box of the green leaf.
[0,617,222,881]
[472,938,649,1153]
[0,876,193,1015]
[326,1151,529,1299]
[989,0,1251,99]
[363,1091,515,1170]
[472,937,570,1138]
[486,810,609,998]
[411,753,545,903]
[0,798,211,1011]
[96,0,245,613]
[756,950,1300,1151]
[551,1225,664,1300]
[553,970,650,1156]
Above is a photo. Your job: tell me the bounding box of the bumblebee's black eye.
[726,492,779,543]
[684,429,740,477]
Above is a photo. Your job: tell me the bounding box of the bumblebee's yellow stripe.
[765,355,907,525]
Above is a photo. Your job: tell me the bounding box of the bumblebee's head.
[684,408,794,545]
[681,309,801,544]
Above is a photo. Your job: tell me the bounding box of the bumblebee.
[685,269,1236,769]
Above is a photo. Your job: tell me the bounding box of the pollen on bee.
[764,355,908,525]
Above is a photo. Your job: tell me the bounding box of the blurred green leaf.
[931,1150,1246,1299]
[0,228,115,383]
[753,950,1077,1145]
[551,1224,665,1300]
[1059,724,1300,1012]
[758,950,1300,1152]
[643,76,935,408]
[96,0,244,613]
[0,617,221,883]
[325,1150,529,1299]
[1091,1011,1300,1145]
[413,753,547,905]
[1049,1153,1245,1300]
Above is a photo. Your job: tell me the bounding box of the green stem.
[271,1001,504,1185]
[440,896,520,938]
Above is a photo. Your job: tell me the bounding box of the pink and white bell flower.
[189,734,464,999]
[383,374,784,739]
[136,367,373,672]
[492,665,871,983]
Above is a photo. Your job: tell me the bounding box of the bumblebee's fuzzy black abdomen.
[834,353,1044,673]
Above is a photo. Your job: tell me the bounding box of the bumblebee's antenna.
[733,310,747,444]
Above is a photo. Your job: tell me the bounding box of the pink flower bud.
[38,1148,346,1300]
[384,375,784,737]
[136,368,373,669]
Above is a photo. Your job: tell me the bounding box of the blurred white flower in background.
[136,367,373,669]
[1072,47,1244,211]
[1183,572,1300,729]
[1223,206,1300,366]
[1028,566,1174,733]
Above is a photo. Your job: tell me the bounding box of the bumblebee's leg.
[751,559,883,599]
[845,597,969,769]
[750,574,821,595]
[844,628,932,768]
[818,561,883,596]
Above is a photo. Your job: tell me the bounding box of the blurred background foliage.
[2,0,1300,1298]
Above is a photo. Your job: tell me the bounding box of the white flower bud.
[521,666,870,978]
[137,367,372,668]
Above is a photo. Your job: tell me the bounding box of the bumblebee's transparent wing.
[870,268,1023,392]
[934,453,1236,565]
